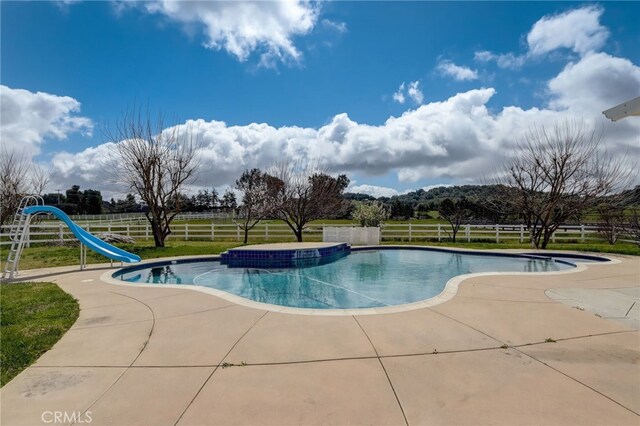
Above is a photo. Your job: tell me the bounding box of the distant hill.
[347,185,507,207]
[346,183,640,211]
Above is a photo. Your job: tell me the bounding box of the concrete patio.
[1,253,639,425]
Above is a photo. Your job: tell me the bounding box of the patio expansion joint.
[32,331,638,370]
[428,306,640,416]
[173,310,270,426]
[513,346,640,417]
[353,315,409,426]
[68,291,157,426]
[513,330,638,348]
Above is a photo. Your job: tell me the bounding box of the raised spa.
[111,247,608,310]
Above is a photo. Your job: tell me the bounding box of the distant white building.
[603,96,640,121]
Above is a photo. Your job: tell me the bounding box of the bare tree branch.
[105,108,200,247]
[0,147,52,226]
[493,120,635,249]
[267,160,349,242]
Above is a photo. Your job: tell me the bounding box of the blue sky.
[2,1,639,198]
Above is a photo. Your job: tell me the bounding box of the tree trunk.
[151,222,165,247]
[295,227,303,242]
[243,228,249,244]
[540,229,553,249]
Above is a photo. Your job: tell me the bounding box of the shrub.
[352,201,389,227]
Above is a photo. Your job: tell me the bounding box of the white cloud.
[347,184,401,198]
[45,88,538,192]
[321,19,347,33]
[547,52,640,113]
[474,51,526,70]
[0,85,92,156]
[392,81,423,105]
[144,0,319,66]
[437,60,479,81]
[475,5,609,69]
[407,81,424,104]
[547,52,640,157]
[392,83,406,104]
[48,50,639,197]
[527,5,608,57]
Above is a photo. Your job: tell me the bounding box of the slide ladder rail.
[2,195,44,280]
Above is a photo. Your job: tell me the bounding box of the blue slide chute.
[23,205,141,263]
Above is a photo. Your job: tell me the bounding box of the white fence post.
[59,223,64,242]
[145,223,149,240]
[437,224,441,242]
[408,223,412,242]
[580,225,585,242]
[466,224,471,242]
[495,225,500,243]
[211,223,215,241]
[185,223,189,241]
[519,224,524,243]
[126,224,130,238]
[265,223,269,241]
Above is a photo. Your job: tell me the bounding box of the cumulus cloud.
[0,85,92,156]
[144,0,319,66]
[527,5,608,57]
[347,184,402,198]
[50,67,637,196]
[475,5,609,69]
[392,81,423,105]
[547,52,640,113]
[41,87,550,191]
[547,52,640,157]
[41,35,640,196]
[437,60,479,81]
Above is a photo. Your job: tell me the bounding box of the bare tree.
[627,208,640,245]
[431,198,477,243]
[107,110,199,247]
[0,147,52,226]
[268,161,349,242]
[235,168,276,244]
[594,192,637,244]
[495,121,633,249]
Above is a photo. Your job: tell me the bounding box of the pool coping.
[99,245,621,316]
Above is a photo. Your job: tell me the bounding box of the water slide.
[23,205,141,263]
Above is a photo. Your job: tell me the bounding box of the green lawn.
[6,241,245,271]
[0,282,79,386]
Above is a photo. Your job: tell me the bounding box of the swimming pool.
[111,248,592,310]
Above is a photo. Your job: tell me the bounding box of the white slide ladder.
[2,195,43,281]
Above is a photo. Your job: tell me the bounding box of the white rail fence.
[1,223,636,247]
[61,211,236,224]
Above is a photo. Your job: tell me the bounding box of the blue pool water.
[112,248,582,309]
